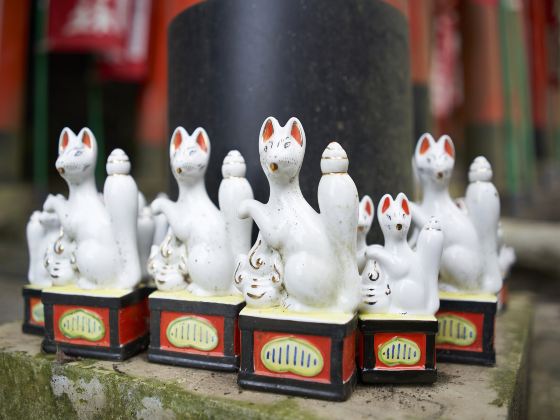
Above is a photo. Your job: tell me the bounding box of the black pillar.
[169,0,413,242]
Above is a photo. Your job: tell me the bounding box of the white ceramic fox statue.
[149,127,254,295]
[411,133,514,293]
[41,127,142,289]
[361,193,443,315]
[235,117,361,313]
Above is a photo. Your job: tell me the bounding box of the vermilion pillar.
[0,0,31,181]
[459,0,506,191]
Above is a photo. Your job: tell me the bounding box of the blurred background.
[0,0,559,416]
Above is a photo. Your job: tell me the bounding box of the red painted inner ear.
[419,136,430,155]
[173,130,182,150]
[365,200,372,216]
[381,197,391,214]
[444,139,454,158]
[196,132,208,152]
[291,122,303,146]
[82,131,92,148]
[262,120,274,142]
[401,198,410,215]
[61,131,69,151]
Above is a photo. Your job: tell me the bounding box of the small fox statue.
[235,117,361,313]
[149,127,253,295]
[41,128,142,289]
[361,193,443,315]
[411,133,514,293]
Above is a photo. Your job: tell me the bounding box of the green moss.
[0,350,317,419]
[490,295,533,410]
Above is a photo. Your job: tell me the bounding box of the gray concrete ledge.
[0,293,533,419]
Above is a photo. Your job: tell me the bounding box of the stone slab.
[0,293,533,419]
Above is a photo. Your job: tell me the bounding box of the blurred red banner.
[47,0,131,54]
[98,0,152,81]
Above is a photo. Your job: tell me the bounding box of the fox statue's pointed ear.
[170,127,186,155]
[379,194,393,215]
[194,128,210,153]
[439,135,455,158]
[416,133,435,156]
[361,195,374,217]
[58,127,73,155]
[75,128,95,149]
[396,192,410,215]
[261,117,275,142]
[290,118,304,146]
[81,128,93,148]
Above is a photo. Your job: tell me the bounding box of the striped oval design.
[166,316,218,351]
[436,314,477,346]
[31,302,44,323]
[378,337,421,367]
[59,309,105,341]
[261,337,324,377]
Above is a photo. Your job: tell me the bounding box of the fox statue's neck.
[177,176,211,206]
[421,181,454,206]
[67,176,98,202]
[383,235,409,254]
[267,175,304,206]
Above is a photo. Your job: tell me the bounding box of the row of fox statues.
[26,117,516,317]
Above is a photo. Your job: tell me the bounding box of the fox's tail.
[218,150,254,256]
[104,149,141,289]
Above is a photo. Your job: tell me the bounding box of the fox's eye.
[74,150,82,157]
[264,145,268,152]
[387,215,391,221]
[189,149,196,156]
[426,157,431,163]
[284,141,291,149]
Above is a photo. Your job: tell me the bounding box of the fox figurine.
[361,193,443,315]
[411,133,513,293]
[149,127,253,296]
[42,127,142,289]
[236,117,361,313]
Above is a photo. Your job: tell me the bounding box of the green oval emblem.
[166,316,218,351]
[261,337,324,377]
[31,302,44,323]
[378,337,421,367]
[436,314,477,346]
[59,309,105,341]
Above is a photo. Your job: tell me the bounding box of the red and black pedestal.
[237,308,357,401]
[148,291,245,372]
[358,313,437,384]
[436,292,497,366]
[42,286,150,361]
[22,285,45,335]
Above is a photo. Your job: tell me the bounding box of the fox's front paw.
[150,198,166,215]
[366,244,384,260]
[43,194,64,212]
[38,211,60,227]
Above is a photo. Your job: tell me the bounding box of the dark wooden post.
[168,0,413,242]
